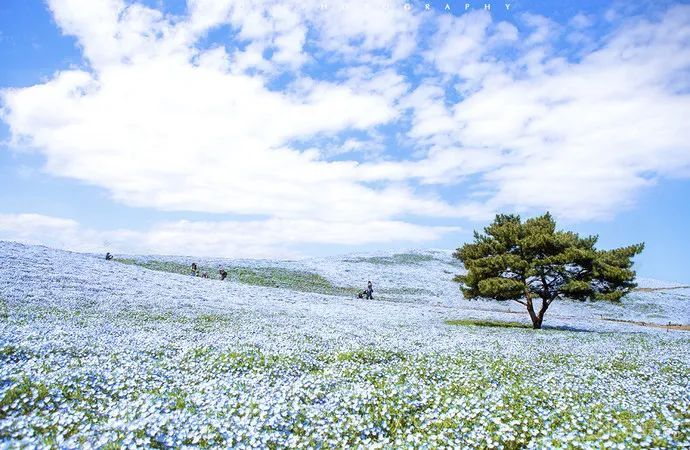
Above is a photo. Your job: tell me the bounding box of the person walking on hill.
[191,263,199,276]
[366,281,374,299]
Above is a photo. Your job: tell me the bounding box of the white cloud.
[520,12,559,46]
[387,5,690,220]
[2,0,690,260]
[0,214,85,249]
[445,6,690,219]
[0,214,459,259]
[1,50,418,221]
[425,11,495,81]
[3,0,468,225]
[313,0,420,63]
[570,13,593,30]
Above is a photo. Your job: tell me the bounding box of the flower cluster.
[0,241,688,448]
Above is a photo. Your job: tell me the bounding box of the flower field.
[1,241,688,448]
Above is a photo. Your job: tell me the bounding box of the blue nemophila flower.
[0,242,689,448]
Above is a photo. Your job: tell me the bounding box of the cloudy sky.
[1,0,689,282]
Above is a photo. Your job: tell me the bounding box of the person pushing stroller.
[357,281,374,299]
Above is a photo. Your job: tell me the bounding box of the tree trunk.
[528,303,543,329]
[533,298,550,329]
[532,314,543,329]
[524,289,550,329]
[524,289,542,329]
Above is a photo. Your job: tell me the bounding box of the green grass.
[335,349,406,365]
[192,314,235,332]
[118,309,182,322]
[0,376,50,418]
[114,259,197,276]
[444,319,532,329]
[0,345,18,357]
[343,252,463,274]
[113,310,242,332]
[113,258,357,296]
[0,297,8,320]
[378,287,437,296]
[343,252,440,265]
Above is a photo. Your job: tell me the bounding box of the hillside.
[0,241,688,448]
[95,244,689,330]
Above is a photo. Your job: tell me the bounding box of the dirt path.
[600,318,690,331]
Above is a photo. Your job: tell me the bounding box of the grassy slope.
[114,258,359,296]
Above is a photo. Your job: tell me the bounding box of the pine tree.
[453,213,644,329]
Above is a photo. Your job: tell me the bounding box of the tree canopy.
[453,213,644,329]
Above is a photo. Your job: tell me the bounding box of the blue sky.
[1,0,689,283]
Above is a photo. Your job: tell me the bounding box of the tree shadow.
[541,324,597,333]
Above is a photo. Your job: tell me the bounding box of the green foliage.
[454,213,643,328]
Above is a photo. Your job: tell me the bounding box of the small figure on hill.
[366,281,374,299]
[191,263,198,276]
[105,252,113,260]
[201,272,209,278]
[219,268,228,281]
